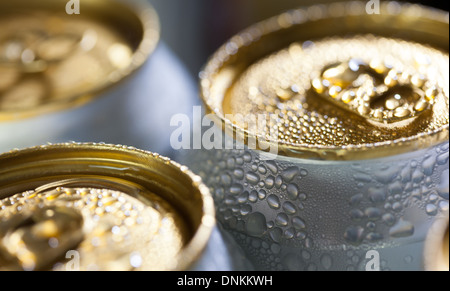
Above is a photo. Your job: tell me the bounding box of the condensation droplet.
[287,184,299,200]
[282,167,300,182]
[246,212,267,237]
[275,213,289,226]
[320,254,333,270]
[426,204,438,216]
[389,219,415,238]
[283,202,297,215]
[246,172,260,185]
[344,226,365,244]
[269,227,283,243]
[292,217,306,230]
[267,195,281,209]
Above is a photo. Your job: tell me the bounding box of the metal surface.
[0,143,216,271]
[0,0,185,155]
[184,1,450,271]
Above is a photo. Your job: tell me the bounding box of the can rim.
[199,1,450,161]
[0,143,215,271]
[0,0,160,121]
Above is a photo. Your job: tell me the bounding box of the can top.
[0,143,215,271]
[201,1,449,160]
[0,0,159,121]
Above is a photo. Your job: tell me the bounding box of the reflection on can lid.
[0,143,215,271]
[0,0,159,121]
[201,1,449,160]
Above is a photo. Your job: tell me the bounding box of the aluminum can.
[185,1,449,271]
[0,0,196,158]
[0,143,219,271]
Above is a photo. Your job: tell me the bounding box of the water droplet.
[390,219,415,238]
[246,212,267,237]
[225,195,236,206]
[428,192,439,202]
[258,165,267,175]
[271,243,281,254]
[233,169,245,180]
[438,170,449,200]
[439,200,449,212]
[268,195,281,209]
[249,191,258,203]
[275,176,283,189]
[284,228,295,240]
[320,254,333,270]
[345,226,365,244]
[258,190,267,200]
[302,250,311,261]
[392,202,403,212]
[243,152,252,162]
[368,188,386,203]
[292,217,306,230]
[298,193,307,201]
[388,181,403,195]
[287,184,299,200]
[422,156,436,176]
[354,173,372,183]
[269,227,283,243]
[275,213,289,227]
[365,208,382,221]
[238,192,249,204]
[283,202,297,215]
[230,184,244,195]
[266,161,278,174]
[426,204,438,216]
[296,231,307,240]
[350,194,364,206]
[350,209,365,221]
[437,152,449,165]
[374,167,399,183]
[225,158,235,169]
[221,174,232,186]
[412,168,424,183]
[366,232,383,242]
[245,172,260,185]
[240,204,252,216]
[282,167,300,182]
[265,176,275,189]
[382,213,396,226]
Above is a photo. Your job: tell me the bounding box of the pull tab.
[0,205,84,271]
[312,59,439,128]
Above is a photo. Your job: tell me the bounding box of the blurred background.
[149,0,449,79]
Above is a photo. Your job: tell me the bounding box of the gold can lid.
[201,1,449,160]
[0,143,215,271]
[0,0,159,121]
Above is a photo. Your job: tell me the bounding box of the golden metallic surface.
[201,1,449,160]
[0,0,159,121]
[224,36,448,145]
[424,213,449,272]
[444,226,449,271]
[0,144,215,271]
